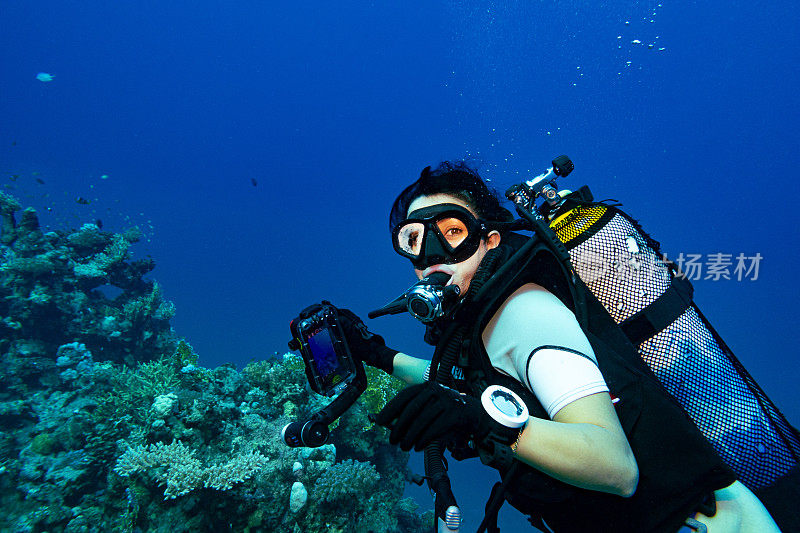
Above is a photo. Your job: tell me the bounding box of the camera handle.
[282,360,367,448]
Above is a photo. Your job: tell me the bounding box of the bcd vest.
[431,234,735,533]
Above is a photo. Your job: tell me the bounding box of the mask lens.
[435,217,470,251]
[396,222,425,257]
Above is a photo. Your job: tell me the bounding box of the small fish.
[76,197,90,205]
[95,219,103,229]
[35,178,45,185]
[36,72,55,82]
[251,178,258,187]
[100,174,109,179]
[9,175,19,181]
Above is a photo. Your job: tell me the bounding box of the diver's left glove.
[337,308,398,375]
[374,382,521,452]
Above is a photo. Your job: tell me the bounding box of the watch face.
[489,389,524,417]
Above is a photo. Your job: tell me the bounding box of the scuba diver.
[333,162,783,532]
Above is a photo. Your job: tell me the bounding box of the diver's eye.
[397,222,425,256]
[407,231,419,251]
[437,217,469,248]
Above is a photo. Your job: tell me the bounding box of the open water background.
[2,1,798,530]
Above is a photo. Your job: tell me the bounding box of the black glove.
[374,382,520,452]
[336,308,398,374]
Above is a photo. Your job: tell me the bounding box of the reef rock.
[289,481,308,512]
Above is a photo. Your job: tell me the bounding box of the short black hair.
[389,161,515,234]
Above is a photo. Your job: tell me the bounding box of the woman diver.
[337,162,780,532]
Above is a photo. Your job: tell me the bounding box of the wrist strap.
[511,426,525,453]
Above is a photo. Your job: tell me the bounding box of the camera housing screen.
[295,308,358,397]
[307,327,341,382]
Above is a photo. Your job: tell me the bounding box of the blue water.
[2,1,798,530]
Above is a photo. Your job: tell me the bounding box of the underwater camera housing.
[290,302,359,397]
[283,302,367,448]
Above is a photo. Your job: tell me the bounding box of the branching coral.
[92,357,180,426]
[115,440,269,499]
[122,282,176,325]
[242,354,307,414]
[204,451,270,491]
[67,223,111,251]
[312,458,380,503]
[73,234,130,280]
[173,340,198,367]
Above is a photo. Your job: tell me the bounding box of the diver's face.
[406,194,501,295]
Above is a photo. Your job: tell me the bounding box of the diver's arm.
[513,392,639,497]
[390,353,429,385]
[482,284,638,496]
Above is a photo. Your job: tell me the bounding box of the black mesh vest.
[436,234,736,532]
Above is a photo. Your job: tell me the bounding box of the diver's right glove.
[374,381,522,452]
[337,308,398,374]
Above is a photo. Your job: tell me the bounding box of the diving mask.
[392,203,487,269]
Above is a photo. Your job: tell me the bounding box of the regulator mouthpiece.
[368,271,458,323]
[407,281,460,323]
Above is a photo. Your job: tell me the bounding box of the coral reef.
[0,195,177,381]
[0,192,430,532]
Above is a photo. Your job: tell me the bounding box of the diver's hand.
[375,382,519,452]
[337,307,398,374]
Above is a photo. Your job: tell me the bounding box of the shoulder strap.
[620,274,694,346]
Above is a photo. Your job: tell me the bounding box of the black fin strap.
[620,274,694,346]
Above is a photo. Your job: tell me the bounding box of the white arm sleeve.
[482,283,610,419]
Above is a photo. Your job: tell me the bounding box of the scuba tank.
[509,156,800,525]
